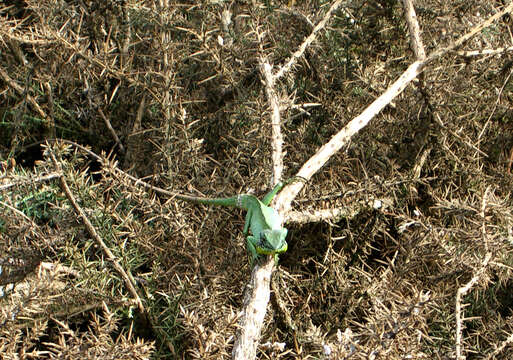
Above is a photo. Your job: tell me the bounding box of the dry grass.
[2,0,513,359]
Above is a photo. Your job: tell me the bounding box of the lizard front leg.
[243,209,259,264]
[243,208,253,235]
[246,235,260,264]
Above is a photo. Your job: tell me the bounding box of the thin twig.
[123,95,145,169]
[455,187,492,360]
[98,107,125,153]
[434,114,488,158]
[455,252,492,360]
[48,148,146,316]
[275,0,346,80]
[456,46,513,57]
[481,186,491,252]
[485,332,513,359]
[0,199,40,227]
[37,139,179,198]
[428,3,513,62]
[285,197,391,224]
[270,271,296,332]
[44,82,56,138]
[0,64,47,119]
[0,172,62,191]
[478,68,512,142]
[401,0,426,60]
[120,0,131,70]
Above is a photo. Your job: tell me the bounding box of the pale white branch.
[455,187,492,360]
[285,198,391,224]
[456,46,513,57]
[275,1,513,214]
[275,60,424,214]
[454,252,492,360]
[260,60,284,183]
[0,172,62,191]
[401,0,426,60]
[485,332,513,359]
[232,259,275,360]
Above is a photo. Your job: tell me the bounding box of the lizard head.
[258,229,288,254]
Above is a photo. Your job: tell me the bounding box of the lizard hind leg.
[262,182,285,206]
[261,176,308,206]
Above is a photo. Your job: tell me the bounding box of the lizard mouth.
[259,232,288,254]
[257,241,288,255]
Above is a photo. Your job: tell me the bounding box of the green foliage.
[16,188,61,225]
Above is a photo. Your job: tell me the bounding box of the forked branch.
[275,1,513,214]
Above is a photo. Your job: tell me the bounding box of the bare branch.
[275,1,513,214]
[275,0,346,81]
[401,0,426,60]
[232,260,275,360]
[98,107,125,154]
[0,198,42,230]
[0,172,62,191]
[455,252,492,360]
[428,2,513,62]
[48,147,146,316]
[456,46,513,57]
[259,59,284,183]
[485,332,513,359]
[285,198,391,224]
[275,60,424,213]
[455,187,492,360]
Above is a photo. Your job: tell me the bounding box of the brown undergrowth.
[2,0,513,359]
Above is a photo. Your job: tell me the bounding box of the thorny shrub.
[1,0,513,359]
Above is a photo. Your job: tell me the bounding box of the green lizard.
[172,178,304,264]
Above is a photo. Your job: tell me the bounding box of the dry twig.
[98,107,125,153]
[401,0,426,60]
[47,147,146,316]
[0,64,47,119]
[455,187,493,360]
[0,172,62,191]
[485,332,513,359]
[274,0,347,81]
[259,59,284,183]
[284,198,389,224]
[456,46,513,57]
